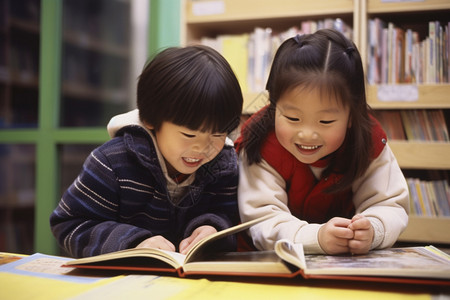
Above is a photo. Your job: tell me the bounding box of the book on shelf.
[64,214,450,286]
[374,109,449,142]
[367,18,449,84]
[372,110,406,140]
[407,178,450,217]
[199,18,352,93]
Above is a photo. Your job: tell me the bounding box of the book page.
[183,251,293,275]
[302,247,450,279]
[65,247,186,269]
[274,239,306,270]
[185,213,275,263]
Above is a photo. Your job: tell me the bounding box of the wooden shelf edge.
[367,84,450,109]
[242,91,269,114]
[185,0,354,24]
[387,141,450,169]
[367,0,450,13]
[398,216,450,244]
[242,85,450,112]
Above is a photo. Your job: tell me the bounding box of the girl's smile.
[296,144,322,155]
[274,86,351,165]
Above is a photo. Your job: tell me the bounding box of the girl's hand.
[318,217,354,255]
[179,225,217,255]
[347,214,374,255]
[135,235,176,252]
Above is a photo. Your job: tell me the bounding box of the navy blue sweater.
[50,126,239,258]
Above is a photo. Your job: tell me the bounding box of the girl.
[50,45,243,258]
[237,29,409,255]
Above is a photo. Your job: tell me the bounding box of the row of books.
[62,0,130,46]
[200,19,352,93]
[373,109,449,141]
[407,178,450,217]
[62,44,130,92]
[0,212,34,254]
[8,38,39,83]
[367,19,449,84]
[0,0,40,28]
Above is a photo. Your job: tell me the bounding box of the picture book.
[64,214,277,275]
[64,214,450,286]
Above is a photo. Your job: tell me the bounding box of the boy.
[50,45,243,258]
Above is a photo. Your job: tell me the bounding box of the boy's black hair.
[137,45,243,134]
[240,29,373,193]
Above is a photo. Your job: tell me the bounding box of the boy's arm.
[49,147,153,258]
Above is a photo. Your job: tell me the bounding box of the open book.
[64,215,450,286]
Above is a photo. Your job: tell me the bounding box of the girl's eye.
[181,132,195,138]
[212,133,226,138]
[284,115,300,122]
[320,120,335,124]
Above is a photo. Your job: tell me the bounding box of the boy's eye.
[212,133,226,138]
[320,120,335,124]
[181,132,195,138]
[284,115,300,122]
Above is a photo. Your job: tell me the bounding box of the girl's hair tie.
[294,34,303,47]
[345,47,355,56]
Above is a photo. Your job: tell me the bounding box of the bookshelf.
[182,0,450,244]
[0,0,40,128]
[183,0,356,114]
[0,0,158,256]
[363,0,450,244]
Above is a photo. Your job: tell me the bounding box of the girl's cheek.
[275,122,293,145]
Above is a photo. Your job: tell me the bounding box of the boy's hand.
[179,225,217,255]
[347,214,374,255]
[318,217,354,255]
[135,235,176,252]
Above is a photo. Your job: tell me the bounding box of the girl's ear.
[347,116,352,128]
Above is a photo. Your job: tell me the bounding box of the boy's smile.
[151,122,227,176]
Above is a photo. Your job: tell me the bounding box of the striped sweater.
[50,125,239,258]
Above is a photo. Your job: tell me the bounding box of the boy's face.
[274,86,351,165]
[152,122,227,176]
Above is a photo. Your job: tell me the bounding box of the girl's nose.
[298,128,318,140]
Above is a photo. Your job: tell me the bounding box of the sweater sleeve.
[49,147,154,258]
[238,153,324,254]
[352,143,409,250]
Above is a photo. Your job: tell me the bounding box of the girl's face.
[151,122,227,176]
[274,86,351,165]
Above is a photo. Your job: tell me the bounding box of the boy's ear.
[142,121,154,130]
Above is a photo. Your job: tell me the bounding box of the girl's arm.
[351,143,409,250]
[238,153,325,253]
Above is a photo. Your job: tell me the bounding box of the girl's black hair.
[137,45,243,134]
[240,29,373,193]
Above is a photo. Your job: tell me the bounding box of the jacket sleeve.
[238,152,324,254]
[49,147,154,258]
[352,143,409,250]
